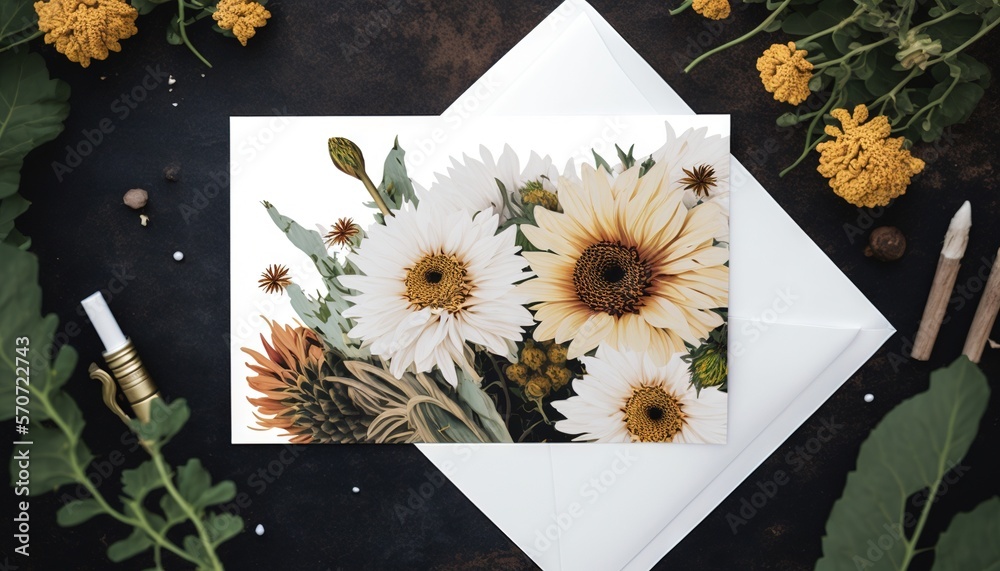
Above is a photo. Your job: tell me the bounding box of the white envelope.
[415,2,894,570]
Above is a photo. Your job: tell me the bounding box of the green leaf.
[176,458,233,509]
[160,494,185,523]
[206,513,243,545]
[166,16,183,46]
[128,0,172,16]
[0,51,70,202]
[0,0,37,48]
[56,498,104,527]
[107,528,153,562]
[931,496,1000,571]
[121,460,163,501]
[378,137,417,207]
[592,150,612,173]
[0,194,29,244]
[456,372,513,443]
[131,398,190,447]
[816,357,989,571]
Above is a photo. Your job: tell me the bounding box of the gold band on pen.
[88,339,161,426]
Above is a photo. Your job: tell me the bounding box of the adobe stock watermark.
[532,450,639,553]
[339,0,421,63]
[51,65,171,182]
[178,108,290,224]
[393,445,476,523]
[727,416,843,533]
[730,287,799,357]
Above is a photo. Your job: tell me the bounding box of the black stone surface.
[5,1,1000,570]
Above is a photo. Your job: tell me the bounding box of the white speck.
[168,75,176,85]
[139,214,149,227]
[351,486,360,494]
[172,102,178,107]
[200,73,205,77]
[173,251,184,262]
[100,76,107,80]
[864,393,874,403]
[254,524,264,536]
[169,88,173,92]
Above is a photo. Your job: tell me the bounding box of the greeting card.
[230,115,729,444]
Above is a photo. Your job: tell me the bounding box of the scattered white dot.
[351,486,360,494]
[864,393,874,403]
[172,251,184,262]
[171,102,178,107]
[169,88,173,92]
[168,75,176,85]
[200,73,206,77]
[254,524,264,536]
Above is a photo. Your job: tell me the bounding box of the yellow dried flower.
[756,42,813,106]
[546,344,568,365]
[34,0,138,68]
[545,365,572,390]
[816,105,925,208]
[520,181,559,211]
[524,376,551,400]
[692,0,730,20]
[521,347,547,371]
[213,0,271,47]
[505,363,529,385]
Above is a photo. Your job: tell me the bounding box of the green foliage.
[679,0,999,175]
[816,357,991,571]
[0,50,70,246]
[0,0,38,51]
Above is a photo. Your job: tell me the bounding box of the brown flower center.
[573,241,651,316]
[623,385,684,442]
[404,254,470,312]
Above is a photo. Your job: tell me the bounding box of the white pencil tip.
[943,201,972,259]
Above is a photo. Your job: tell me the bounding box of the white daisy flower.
[338,206,534,387]
[652,122,730,210]
[420,144,576,222]
[552,348,727,443]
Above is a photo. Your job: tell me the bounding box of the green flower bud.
[328,137,366,180]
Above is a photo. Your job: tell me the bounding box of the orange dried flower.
[34,0,138,68]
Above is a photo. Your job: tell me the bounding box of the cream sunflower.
[421,144,576,222]
[338,206,533,387]
[651,122,730,211]
[519,160,728,364]
[552,348,727,443]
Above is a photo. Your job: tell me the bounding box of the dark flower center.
[623,385,684,442]
[405,254,469,312]
[573,241,651,316]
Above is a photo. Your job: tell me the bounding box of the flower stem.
[684,0,793,73]
[177,0,213,68]
[893,74,960,134]
[797,9,861,46]
[487,354,513,425]
[669,0,692,16]
[910,7,963,36]
[779,89,841,177]
[358,171,394,218]
[871,67,920,116]
[0,30,43,53]
[152,451,225,570]
[812,36,894,70]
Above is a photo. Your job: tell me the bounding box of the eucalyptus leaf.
[816,357,989,571]
[378,137,418,207]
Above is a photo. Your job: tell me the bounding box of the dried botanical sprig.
[678,164,719,198]
[258,263,291,294]
[324,217,361,248]
[34,0,138,68]
[212,0,270,46]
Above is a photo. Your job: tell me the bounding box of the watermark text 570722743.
[12,336,33,558]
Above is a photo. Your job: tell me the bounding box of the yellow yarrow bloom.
[816,105,925,208]
[692,0,730,20]
[756,42,813,105]
[213,0,271,46]
[34,0,138,68]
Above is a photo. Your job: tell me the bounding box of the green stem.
[358,171,394,218]
[909,7,963,36]
[34,389,198,566]
[487,354,512,426]
[669,0,692,15]
[0,30,43,53]
[893,74,960,133]
[939,16,1000,58]
[151,452,224,570]
[797,8,862,46]
[177,0,213,68]
[812,36,894,70]
[779,89,841,177]
[871,68,921,116]
[684,0,793,73]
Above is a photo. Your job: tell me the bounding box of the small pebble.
[173,251,184,262]
[164,163,181,182]
[123,188,148,209]
[168,75,176,85]
[351,486,360,494]
[864,393,874,403]
[172,102,178,107]
[254,524,264,536]
[139,214,149,226]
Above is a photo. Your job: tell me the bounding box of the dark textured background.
[5,1,999,569]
